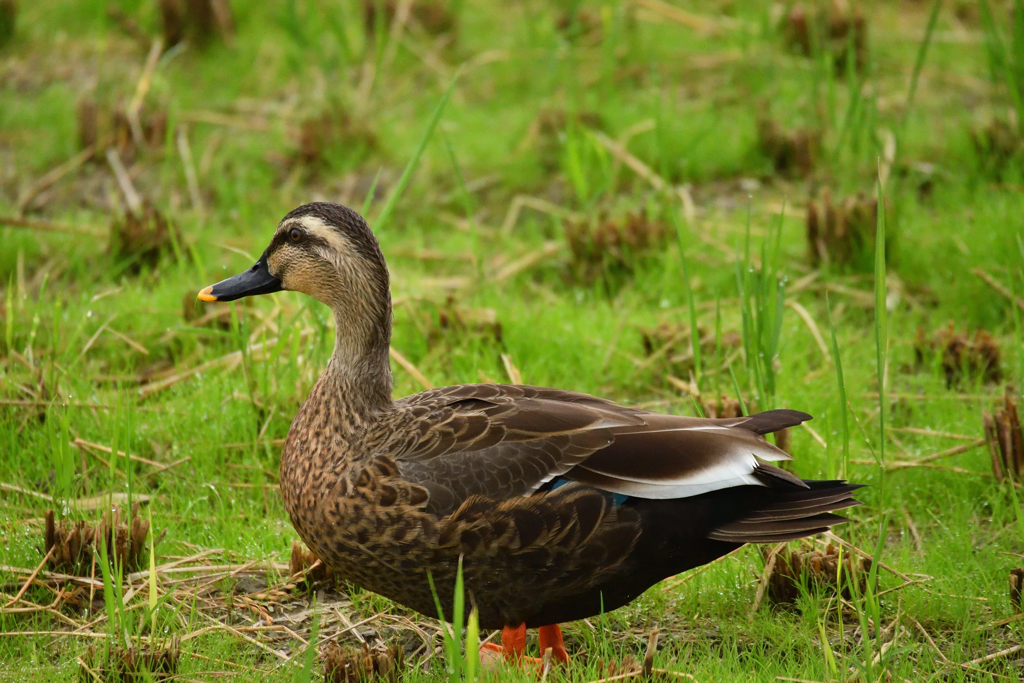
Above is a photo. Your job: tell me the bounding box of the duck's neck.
[315,306,395,427]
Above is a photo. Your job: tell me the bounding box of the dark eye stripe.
[267,231,290,253]
[267,229,330,256]
[304,234,331,251]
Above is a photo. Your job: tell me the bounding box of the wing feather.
[388,384,814,514]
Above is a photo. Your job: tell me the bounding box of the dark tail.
[706,481,863,543]
[723,408,813,435]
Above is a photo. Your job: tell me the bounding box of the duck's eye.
[288,228,302,242]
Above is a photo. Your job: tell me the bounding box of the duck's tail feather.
[706,481,863,543]
[725,409,813,435]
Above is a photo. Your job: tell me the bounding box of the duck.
[198,202,861,666]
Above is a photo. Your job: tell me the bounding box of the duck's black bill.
[197,253,283,302]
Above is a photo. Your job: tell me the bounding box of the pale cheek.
[283,272,308,294]
[284,262,346,305]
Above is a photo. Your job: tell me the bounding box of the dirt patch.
[158,0,234,48]
[915,323,1001,388]
[81,638,180,683]
[564,210,669,283]
[322,641,404,683]
[983,386,1022,483]
[972,118,1024,179]
[363,0,457,37]
[757,105,821,177]
[766,543,871,605]
[45,504,151,576]
[110,204,179,272]
[782,0,867,76]
[807,189,883,270]
[294,109,378,170]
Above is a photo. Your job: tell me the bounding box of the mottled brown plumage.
[199,202,862,633]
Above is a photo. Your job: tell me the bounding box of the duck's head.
[198,202,392,358]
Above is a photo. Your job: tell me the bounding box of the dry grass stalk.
[806,189,881,269]
[972,268,1024,314]
[642,628,659,676]
[45,504,151,576]
[76,97,100,151]
[592,654,640,680]
[983,387,1023,483]
[16,144,103,213]
[1011,568,1024,614]
[81,638,180,683]
[0,216,104,237]
[766,542,871,605]
[564,211,668,282]
[321,641,404,683]
[783,0,867,76]
[0,0,16,48]
[756,106,821,177]
[915,323,1002,388]
[774,427,792,455]
[110,204,178,272]
[640,322,694,368]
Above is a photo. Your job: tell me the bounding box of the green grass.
[2,0,1024,681]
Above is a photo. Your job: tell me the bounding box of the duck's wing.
[392,384,643,514]
[392,384,811,515]
[566,410,809,499]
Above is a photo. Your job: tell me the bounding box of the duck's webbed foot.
[479,623,571,670]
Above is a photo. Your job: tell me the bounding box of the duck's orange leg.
[502,623,529,659]
[479,624,530,664]
[480,623,570,668]
[538,624,570,664]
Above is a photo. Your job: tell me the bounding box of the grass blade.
[818,618,838,677]
[465,606,479,683]
[148,505,158,633]
[4,275,12,364]
[1013,259,1023,385]
[901,0,943,130]
[714,298,723,400]
[826,294,850,480]
[451,557,465,683]
[874,168,888,475]
[728,363,748,417]
[672,208,702,388]
[443,132,481,278]
[373,70,462,232]
[427,567,463,683]
[360,167,383,217]
[294,596,320,683]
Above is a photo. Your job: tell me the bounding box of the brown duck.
[198,202,861,665]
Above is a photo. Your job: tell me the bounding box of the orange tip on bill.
[197,286,217,302]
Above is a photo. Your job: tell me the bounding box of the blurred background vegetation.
[2,0,1024,681]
